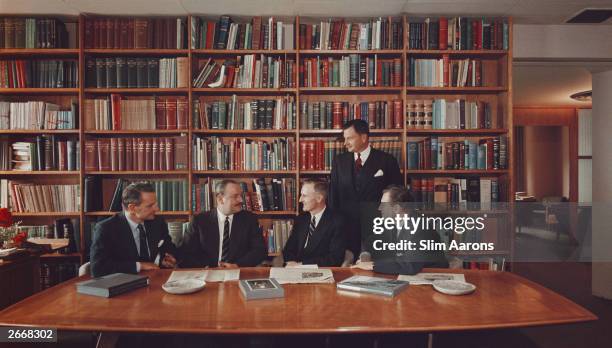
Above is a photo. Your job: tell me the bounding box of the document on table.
[285,264,319,269]
[397,273,465,285]
[269,267,334,284]
[166,269,240,283]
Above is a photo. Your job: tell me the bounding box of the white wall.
[592,70,612,300]
[514,25,612,60]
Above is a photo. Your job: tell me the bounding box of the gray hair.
[214,179,240,196]
[302,179,328,200]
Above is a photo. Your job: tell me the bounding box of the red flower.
[11,231,27,247]
[0,208,12,228]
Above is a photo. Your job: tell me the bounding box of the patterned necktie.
[221,216,230,262]
[304,215,316,248]
[355,152,363,172]
[137,224,150,262]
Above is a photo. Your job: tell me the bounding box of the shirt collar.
[217,208,234,223]
[310,206,326,225]
[354,145,371,162]
[124,211,141,231]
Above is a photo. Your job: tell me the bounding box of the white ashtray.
[432,280,476,295]
[162,279,206,294]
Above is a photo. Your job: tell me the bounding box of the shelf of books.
[0,14,513,267]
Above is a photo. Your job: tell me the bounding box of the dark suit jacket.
[179,210,266,268]
[366,227,449,275]
[282,208,347,267]
[90,213,176,277]
[329,148,402,255]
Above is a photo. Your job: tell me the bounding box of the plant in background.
[0,208,23,249]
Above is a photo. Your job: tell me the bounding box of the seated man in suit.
[180,179,266,268]
[283,179,347,267]
[360,185,448,275]
[90,182,178,277]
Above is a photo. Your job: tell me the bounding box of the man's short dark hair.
[383,185,413,203]
[342,119,370,136]
[302,179,328,200]
[122,182,156,208]
[215,179,240,196]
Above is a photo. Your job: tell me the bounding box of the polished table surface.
[0,268,597,334]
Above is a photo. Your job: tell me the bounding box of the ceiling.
[513,64,593,107]
[1,0,612,24]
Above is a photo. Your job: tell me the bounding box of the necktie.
[304,215,316,248]
[221,216,230,262]
[137,224,150,262]
[355,152,363,172]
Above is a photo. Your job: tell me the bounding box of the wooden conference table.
[0,268,597,334]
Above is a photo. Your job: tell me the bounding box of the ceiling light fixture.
[570,90,592,102]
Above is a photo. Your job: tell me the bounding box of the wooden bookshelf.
[0,14,513,268]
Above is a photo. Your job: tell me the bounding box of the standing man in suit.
[90,182,178,277]
[283,180,346,267]
[180,179,266,268]
[329,119,403,260]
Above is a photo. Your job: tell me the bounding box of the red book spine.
[117,138,125,171]
[111,94,121,130]
[145,138,152,171]
[165,97,177,130]
[176,97,188,129]
[300,141,307,170]
[165,138,174,170]
[125,138,133,171]
[393,100,402,129]
[137,138,145,171]
[155,97,165,130]
[110,138,118,171]
[442,54,449,87]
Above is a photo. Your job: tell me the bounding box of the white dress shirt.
[124,211,150,272]
[354,145,372,165]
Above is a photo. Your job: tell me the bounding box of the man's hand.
[140,262,159,271]
[218,262,239,269]
[161,253,177,268]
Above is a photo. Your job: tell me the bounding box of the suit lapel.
[304,209,330,253]
[343,153,357,189]
[119,212,139,259]
[357,149,380,189]
[209,210,220,262]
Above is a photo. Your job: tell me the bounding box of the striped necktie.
[304,215,316,248]
[221,216,230,262]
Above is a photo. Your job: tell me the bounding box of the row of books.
[299,18,402,50]
[407,17,509,51]
[453,256,506,271]
[406,99,497,130]
[17,219,76,240]
[0,18,75,48]
[2,138,79,171]
[193,56,296,89]
[299,137,401,171]
[192,136,296,171]
[409,177,500,204]
[264,219,293,254]
[300,100,402,130]
[0,100,78,130]
[406,136,508,170]
[300,55,401,87]
[84,96,188,130]
[84,17,187,49]
[192,16,294,50]
[407,57,483,87]
[192,178,297,212]
[86,57,189,89]
[193,96,296,130]
[299,139,346,171]
[0,60,78,88]
[0,180,80,212]
[83,136,188,172]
